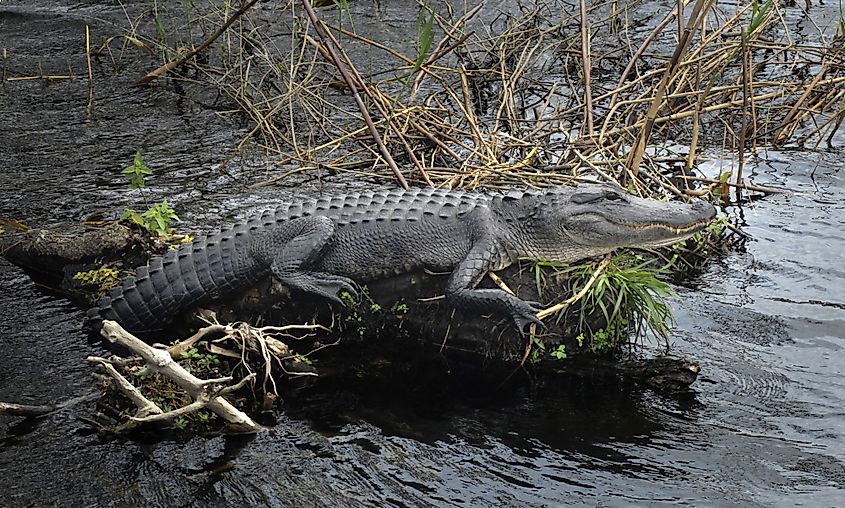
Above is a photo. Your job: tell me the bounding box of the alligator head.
[517,184,717,262]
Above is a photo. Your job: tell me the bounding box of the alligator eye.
[603,191,624,201]
[571,192,604,204]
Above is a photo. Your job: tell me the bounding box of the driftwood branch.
[0,392,100,418]
[166,324,232,359]
[98,320,261,432]
[127,373,256,426]
[88,356,163,420]
[0,401,57,417]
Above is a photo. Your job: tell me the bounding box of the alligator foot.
[510,300,546,334]
[279,272,358,305]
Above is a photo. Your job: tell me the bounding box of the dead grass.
[109,0,845,197]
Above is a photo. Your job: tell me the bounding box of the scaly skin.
[88,185,716,334]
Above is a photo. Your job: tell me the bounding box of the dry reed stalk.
[626,0,717,177]
[135,0,261,86]
[607,0,690,115]
[409,4,484,101]
[300,0,410,189]
[774,59,834,145]
[579,0,594,135]
[117,0,845,196]
[736,31,749,193]
[85,25,94,118]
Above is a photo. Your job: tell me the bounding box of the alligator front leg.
[445,241,544,333]
[257,216,358,304]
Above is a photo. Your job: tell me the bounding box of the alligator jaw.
[635,222,712,248]
[608,217,714,248]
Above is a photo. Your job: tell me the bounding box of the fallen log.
[2,220,701,394]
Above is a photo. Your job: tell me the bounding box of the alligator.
[87,184,716,334]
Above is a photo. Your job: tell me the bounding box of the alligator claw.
[511,300,546,335]
[318,275,358,304]
[281,272,359,304]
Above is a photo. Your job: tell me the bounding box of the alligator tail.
[87,226,247,334]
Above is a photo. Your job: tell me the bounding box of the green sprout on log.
[73,266,120,294]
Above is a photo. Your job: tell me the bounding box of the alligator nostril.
[697,202,717,218]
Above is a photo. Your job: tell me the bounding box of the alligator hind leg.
[259,216,358,304]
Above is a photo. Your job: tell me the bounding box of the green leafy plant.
[679,215,729,256]
[534,253,678,354]
[577,254,675,351]
[838,7,845,40]
[119,152,180,237]
[391,301,409,315]
[530,335,545,364]
[748,0,773,36]
[413,4,435,76]
[331,0,354,30]
[293,353,313,366]
[180,347,221,373]
[121,151,153,193]
[397,2,435,96]
[550,344,567,360]
[122,199,180,236]
[531,259,569,298]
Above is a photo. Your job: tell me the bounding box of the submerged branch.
[0,401,58,417]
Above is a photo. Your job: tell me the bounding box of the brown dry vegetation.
[105,0,845,198]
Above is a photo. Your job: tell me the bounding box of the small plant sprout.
[121,151,153,194]
[398,2,435,96]
[119,152,180,237]
[331,0,354,30]
[142,200,180,236]
[747,0,774,37]
[529,335,546,364]
[551,345,567,360]
[122,200,180,237]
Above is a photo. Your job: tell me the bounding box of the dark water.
[2,2,845,506]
